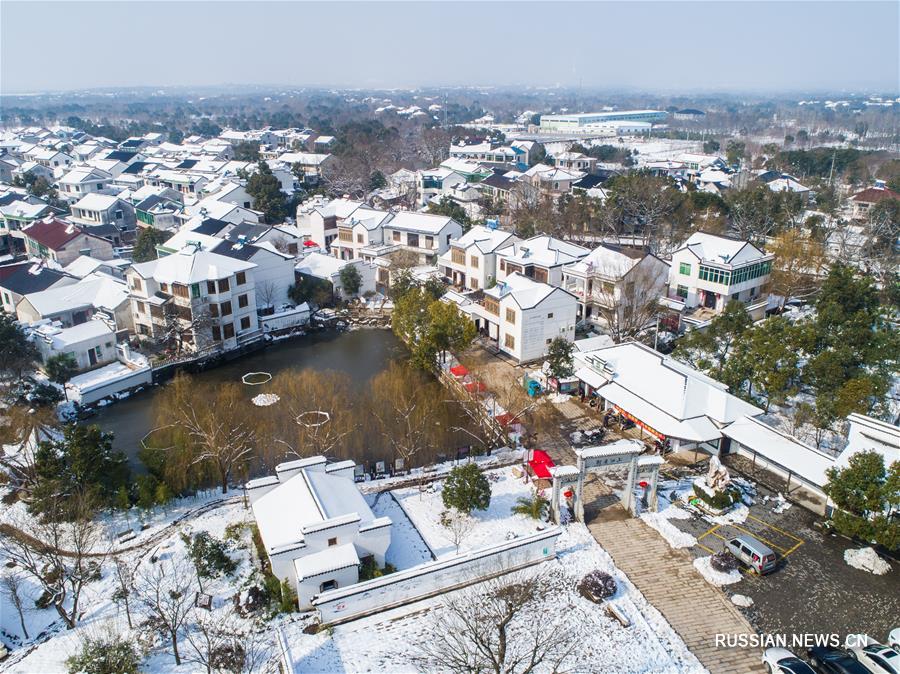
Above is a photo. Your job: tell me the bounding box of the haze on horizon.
[2,1,898,96]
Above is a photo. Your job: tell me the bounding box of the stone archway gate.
[550,441,664,523]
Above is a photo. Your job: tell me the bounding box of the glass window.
[190,283,200,299]
[679,262,691,275]
[505,308,516,324]
[218,278,230,293]
[207,280,216,294]
[223,323,234,339]
[240,316,250,330]
[238,294,248,309]
[676,285,688,299]
[504,333,515,349]
[220,301,232,316]
[236,272,246,286]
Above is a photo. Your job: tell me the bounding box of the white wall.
[500,289,577,363]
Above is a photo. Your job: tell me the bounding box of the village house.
[16,273,132,332]
[496,235,590,287]
[848,182,900,220]
[295,251,377,300]
[380,211,464,265]
[562,244,670,326]
[438,224,520,291]
[32,319,118,371]
[0,261,76,314]
[455,272,577,363]
[416,167,467,207]
[331,206,392,261]
[553,151,597,173]
[21,217,117,266]
[128,247,259,352]
[68,193,137,231]
[246,456,392,609]
[57,167,113,203]
[297,196,367,249]
[572,340,763,455]
[662,231,773,324]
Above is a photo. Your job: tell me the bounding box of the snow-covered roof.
[384,210,458,235]
[675,231,768,267]
[721,416,834,487]
[564,244,645,278]
[36,318,113,349]
[497,235,589,268]
[294,543,359,579]
[72,193,120,212]
[485,272,560,310]
[573,341,762,440]
[836,414,899,470]
[22,275,128,317]
[445,224,516,256]
[131,248,255,284]
[295,251,350,280]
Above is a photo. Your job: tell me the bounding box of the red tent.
[303,239,318,247]
[495,412,515,427]
[450,364,469,377]
[528,449,555,480]
[464,380,486,393]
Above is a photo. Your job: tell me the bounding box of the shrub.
[359,557,397,581]
[223,522,247,542]
[710,550,740,573]
[184,531,236,579]
[442,463,491,514]
[577,570,617,603]
[279,578,297,613]
[512,493,549,520]
[66,633,142,674]
[692,483,741,511]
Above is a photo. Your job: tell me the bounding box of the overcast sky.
[2,1,898,94]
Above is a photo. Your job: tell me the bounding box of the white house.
[69,193,137,231]
[496,235,590,287]
[33,319,118,371]
[464,272,578,363]
[245,456,392,608]
[57,167,113,203]
[663,231,773,323]
[295,251,377,299]
[296,197,368,250]
[562,244,669,326]
[381,211,464,265]
[16,273,133,332]
[330,207,392,262]
[438,224,520,291]
[416,168,467,207]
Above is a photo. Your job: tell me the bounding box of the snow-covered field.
[285,524,706,674]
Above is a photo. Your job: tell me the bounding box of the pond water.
[89,329,408,468]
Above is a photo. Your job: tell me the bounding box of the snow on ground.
[252,393,280,406]
[731,594,754,608]
[641,509,697,549]
[285,524,706,674]
[391,466,545,558]
[365,491,433,569]
[844,547,892,575]
[692,556,742,587]
[2,497,265,674]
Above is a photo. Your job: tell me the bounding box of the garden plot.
[391,466,545,558]
[285,524,706,674]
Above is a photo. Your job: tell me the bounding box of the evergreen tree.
[825,451,899,550]
[442,463,491,515]
[338,264,362,296]
[546,337,575,379]
[246,161,287,223]
[44,353,78,401]
[131,227,170,263]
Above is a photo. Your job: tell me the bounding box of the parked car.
[763,647,817,673]
[725,534,778,574]
[844,636,900,674]
[888,630,900,652]
[808,647,871,674]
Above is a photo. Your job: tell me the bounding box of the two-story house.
[57,167,113,203]
[664,231,773,323]
[416,168,467,207]
[496,235,590,287]
[438,224,520,291]
[331,206,392,261]
[21,217,116,266]
[380,211,464,265]
[128,247,259,352]
[464,272,577,363]
[69,193,137,232]
[562,244,670,326]
[0,262,76,314]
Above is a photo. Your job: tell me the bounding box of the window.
[211,326,221,341]
[218,278,230,293]
[207,280,216,295]
[319,580,338,592]
[547,312,554,319]
[114,210,123,220]
[288,243,298,254]
[504,334,515,349]
[240,316,251,330]
[190,283,200,299]
[676,285,688,299]
[132,278,142,292]
[470,278,479,289]
[470,256,479,268]
[172,284,189,299]
[392,231,401,242]
[238,294,249,309]
[220,301,232,316]
[732,292,740,300]
[356,233,363,243]
[546,338,552,344]
[483,297,500,315]
[209,303,219,318]
[499,259,506,272]
[138,301,147,314]
[425,235,434,248]
[679,262,691,275]
[223,323,235,339]
[407,234,419,248]
[505,308,516,324]
[698,265,731,286]
[451,248,466,265]
[327,537,337,547]
[160,282,169,294]
[236,272,246,286]
[338,228,353,242]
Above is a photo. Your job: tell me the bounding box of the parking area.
[660,467,900,644]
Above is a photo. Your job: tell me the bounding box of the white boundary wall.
[313,527,562,624]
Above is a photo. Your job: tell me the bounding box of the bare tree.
[1,495,107,630]
[111,556,135,629]
[256,280,280,311]
[157,303,215,355]
[185,613,276,674]
[439,509,471,554]
[156,374,256,493]
[1,571,29,639]
[768,229,828,307]
[0,404,58,496]
[135,555,196,666]
[416,572,582,674]
[592,259,667,343]
[416,126,451,166]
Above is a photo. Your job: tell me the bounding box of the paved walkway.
[585,480,765,674]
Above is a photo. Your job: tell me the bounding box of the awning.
[598,382,721,442]
[528,449,555,480]
[574,366,606,390]
[450,364,469,377]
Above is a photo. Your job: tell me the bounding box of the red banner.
[613,405,665,440]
